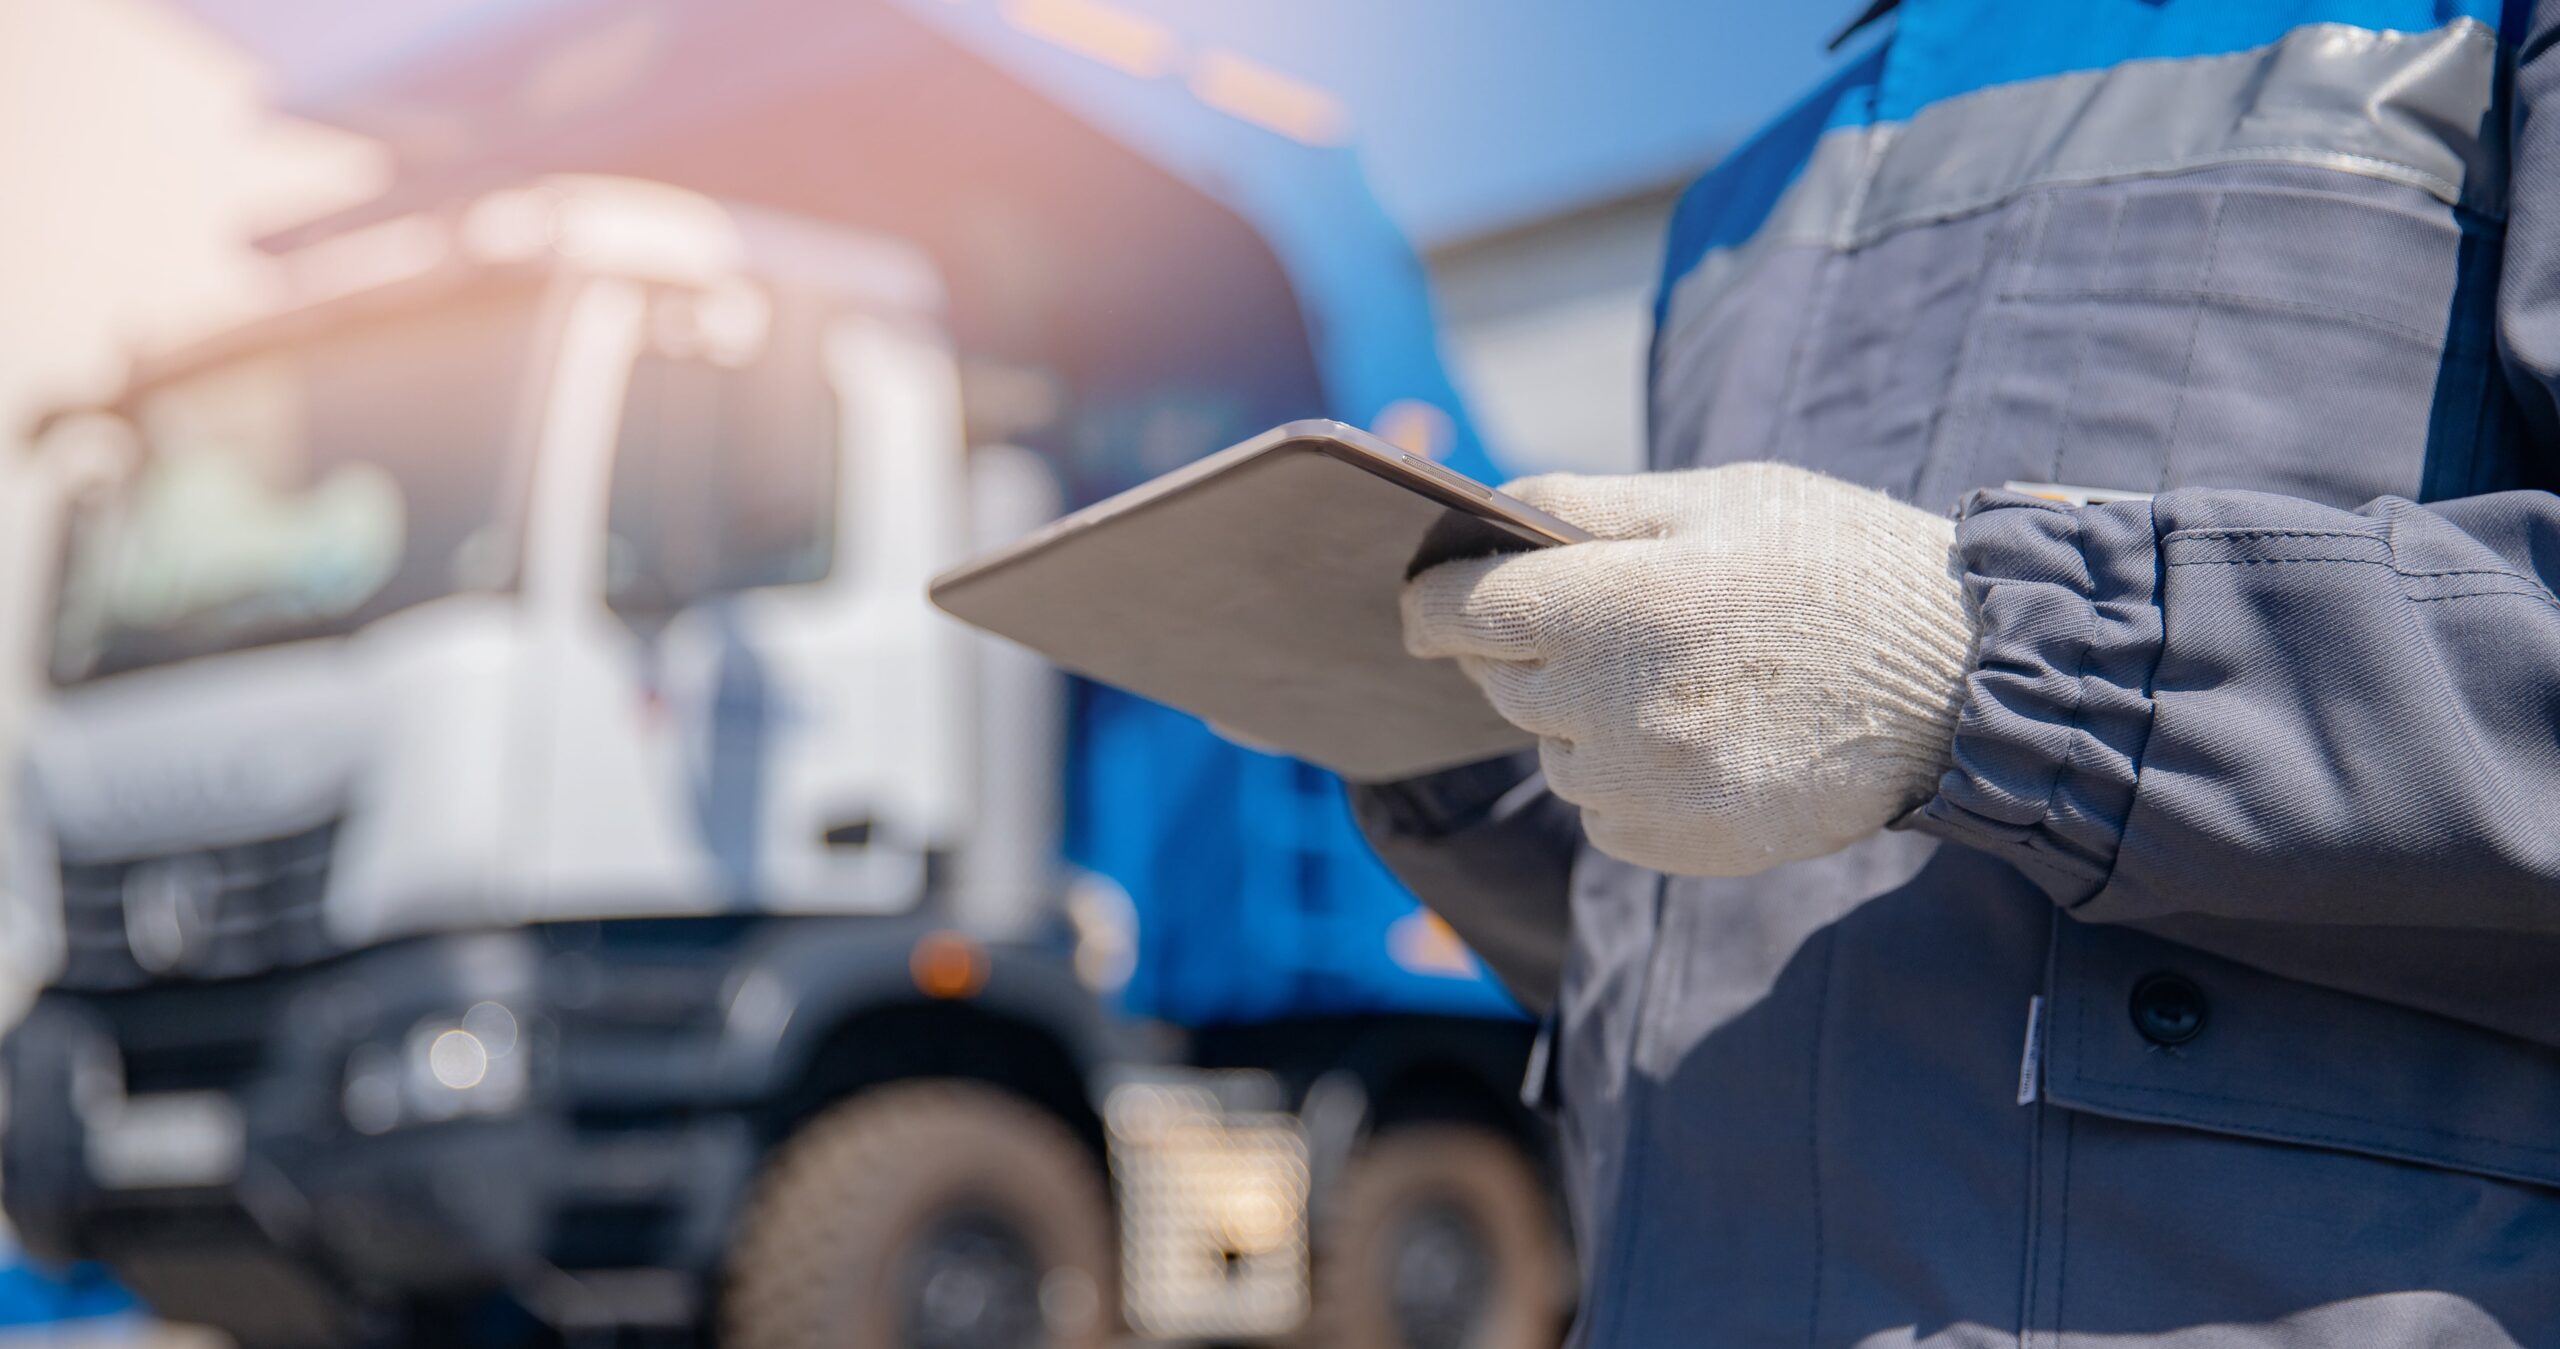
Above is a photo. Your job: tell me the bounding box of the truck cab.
[31,176,1005,950]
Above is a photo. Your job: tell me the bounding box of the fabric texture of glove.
[1402,462,1979,878]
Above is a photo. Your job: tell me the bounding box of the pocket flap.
[2043,919,2560,1190]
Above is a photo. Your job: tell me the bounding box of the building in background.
[1428,179,1688,478]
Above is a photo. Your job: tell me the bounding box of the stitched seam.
[1765,225,1864,465]
[2160,555,2560,610]
[2153,517,2550,586]
[2053,1111,2077,1344]
[2156,194,2225,493]
[2027,145,2457,197]
[2055,928,2090,1348]
[2068,1078,2560,1155]
[2017,911,2064,1349]
[2017,1091,2043,1349]
[2397,563,2554,579]
[1996,287,2440,344]
[1585,875,1673,1348]
[1858,149,2473,245]
[2168,553,2398,566]
[1917,197,2029,505]
[2016,832,2109,880]
[2049,194,2120,486]
[2409,587,2560,607]
[1804,931,1838,1349]
[2383,505,2560,601]
[2159,550,2532,582]
[2168,528,2375,541]
[2071,928,2090,1116]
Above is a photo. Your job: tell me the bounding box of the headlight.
[1064,869,1138,994]
[343,1001,527,1134]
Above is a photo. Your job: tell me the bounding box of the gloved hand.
[1402,462,1979,878]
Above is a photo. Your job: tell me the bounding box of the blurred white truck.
[1,167,1565,1349]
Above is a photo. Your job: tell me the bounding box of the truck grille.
[1107,1078,1311,1341]
[58,823,339,990]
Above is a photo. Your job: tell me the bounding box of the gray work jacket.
[1357,6,2560,1345]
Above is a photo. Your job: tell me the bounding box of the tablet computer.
[928,420,1591,781]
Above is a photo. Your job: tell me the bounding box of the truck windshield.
[50,286,540,683]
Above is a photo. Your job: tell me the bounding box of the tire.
[1312,1123,1569,1349]
[722,1080,1115,1349]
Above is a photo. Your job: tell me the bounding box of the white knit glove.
[1403,462,1979,878]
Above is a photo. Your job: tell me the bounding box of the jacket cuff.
[1907,492,2167,906]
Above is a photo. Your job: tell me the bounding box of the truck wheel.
[1313,1123,1567,1349]
[722,1080,1114,1349]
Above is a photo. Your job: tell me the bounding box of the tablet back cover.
[930,435,1536,782]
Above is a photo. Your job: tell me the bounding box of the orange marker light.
[911,931,990,1000]
[1002,0,1177,79]
[1186,50,1349,146]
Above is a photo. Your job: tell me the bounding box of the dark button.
[2129,973,2208,1046]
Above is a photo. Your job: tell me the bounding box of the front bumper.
[2,930,754,1341]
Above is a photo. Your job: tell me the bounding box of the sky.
[175,0,1855,248]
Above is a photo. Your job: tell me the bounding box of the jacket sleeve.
[1911,485,2560,928]
[1348,753,1579,1015]
[1914,7,2560,924]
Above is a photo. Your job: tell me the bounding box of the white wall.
[1425,183,1683,480]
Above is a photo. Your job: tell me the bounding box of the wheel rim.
[1384,1199,1495,1349]
[895,1205,1049,1349]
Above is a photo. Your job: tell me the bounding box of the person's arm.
[1917,3,2560,922]
[1911,484,2560,928]
[1348,752,1579,1015]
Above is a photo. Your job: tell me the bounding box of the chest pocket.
[2044,919,2560,1190]
[2025,918,2560,1342]
[1917,168,2500,511]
